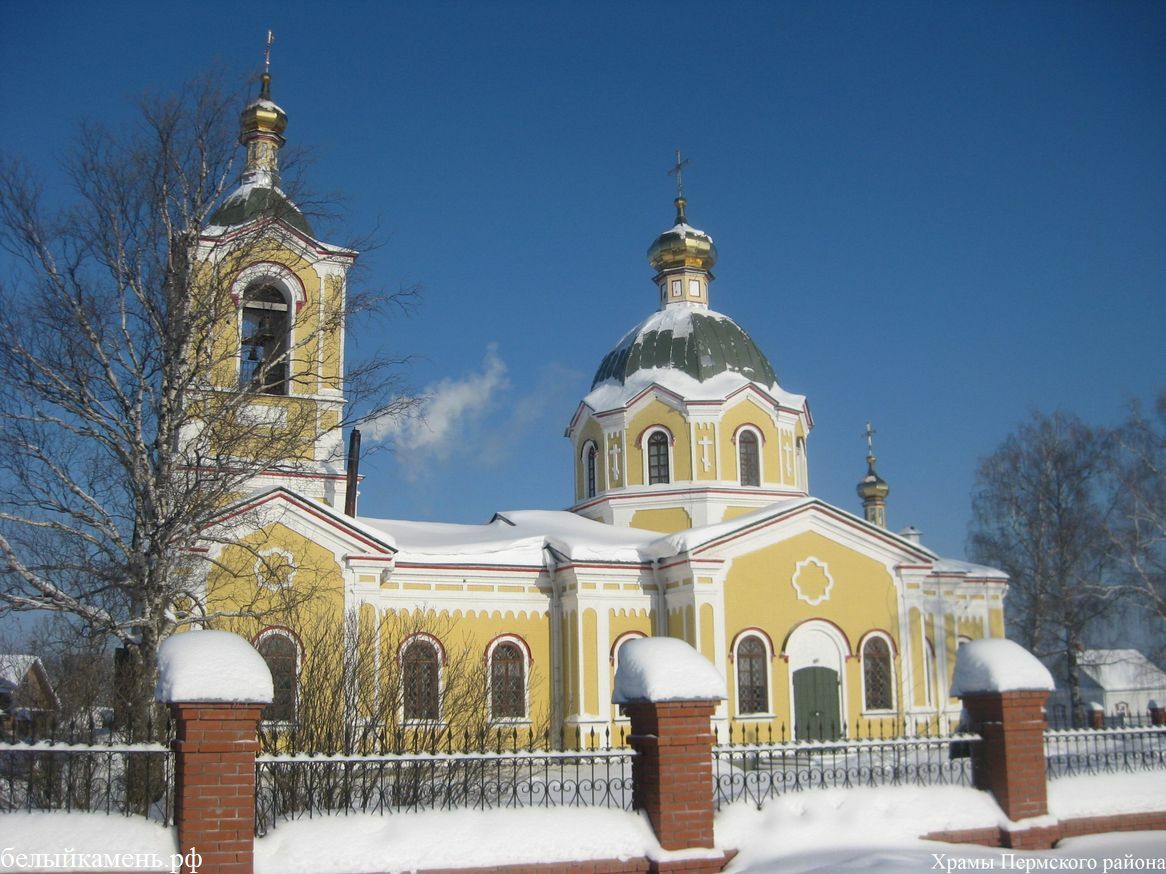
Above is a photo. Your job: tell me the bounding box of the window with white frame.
[861,635,894,711]
[255,630,299,722]
[489,640,526,720]
[647,430,670,485]
[735,633,769,715]
[738,429,761,487]
[402,637,441,721]
[584,443,598,498]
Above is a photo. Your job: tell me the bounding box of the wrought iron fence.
[254,725,634,835]
[0,712,173,823]
[1045,724,1166,779]
[713,721,979,810]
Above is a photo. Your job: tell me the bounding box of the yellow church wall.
[721,531,902,735]
[684,605,695,647]
[626,401,691,486]
[699,603,715,662]
[718,399,779,486]
[582,609,599,715]
[693,423,717,481]
[988,604,1005,638]
[630,508,692,534]
[667,607,684,641]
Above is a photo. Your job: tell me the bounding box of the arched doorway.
[785,621,848,741]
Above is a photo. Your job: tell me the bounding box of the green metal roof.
[591,307,777,389]
[209,185,313,237]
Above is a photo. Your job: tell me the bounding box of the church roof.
[1078,649,1166,693]
[207,182,314,237]
[591,303,776,390]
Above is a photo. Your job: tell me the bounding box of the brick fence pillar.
[960,689,1050,822]
[624,699,719,851]
[1150,701,1165,726]
[1088,702,1106,729]
[155,631,274,874]
[170,702,264,874]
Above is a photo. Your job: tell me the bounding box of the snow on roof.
[612,637,727,703]
[930,558,1009,581]
[359,509,660,565]
[154,630,273,704]
[0,655,41,689]
[950,639,1055,696]
[1078,649,1166,692]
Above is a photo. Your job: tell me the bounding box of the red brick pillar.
[170,702,264,874]
[624,699,719,853]
[961,690,1050,822]
[1150,701,1165,726]
[1088,703,1106,729]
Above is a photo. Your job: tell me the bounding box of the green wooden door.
[793,666,841,741]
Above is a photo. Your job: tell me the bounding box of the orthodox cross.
[783,434,795,477]
[698,434,714,472]
[667,149,689,199]
[864,421,876,455]
[608,438,622,480]
[264,30,275,74]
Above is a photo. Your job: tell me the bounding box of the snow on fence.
[0,712,173,823]
[1045,723,1166,779]
[254,728,635,836]
[712,722,979,810]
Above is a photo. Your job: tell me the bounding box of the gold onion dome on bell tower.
[647,195,718,274]
[240,71,289,146]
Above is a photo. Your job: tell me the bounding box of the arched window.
[736,635,769,714]
[738,430,760,487]
[256,632,298,722]
[241,284,290,394]
[647,431,670,485]
[862,636,893,711]
[586,444,598,498]
[490,641,526,720]
[402,638,440,721]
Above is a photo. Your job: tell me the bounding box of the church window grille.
[241,284,290,395]
[490,642,526,720]
[739,430,760,487]
[403,639,440,721]
[256,632,298,722]
[736,635,768,714]
[586,445,598,498]
[862,636,893,711]
[647,431,670,484]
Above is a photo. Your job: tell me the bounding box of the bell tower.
[189,40,358,510]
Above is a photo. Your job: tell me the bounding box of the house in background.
[0,654,58,738]
[1046,648,1166,724]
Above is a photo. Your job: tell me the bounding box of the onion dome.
[208,68,313,237]
[647,196,718,274]
[857,456,890,501]
[591,304,777,389]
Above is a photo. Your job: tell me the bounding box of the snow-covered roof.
[1078,649,1166,693]
[612,637,727,703]
[950,639,1055,696]
[358,509,661,566]
[154,630,273,704]
[0,655,42,690]
[930,558,1009,581]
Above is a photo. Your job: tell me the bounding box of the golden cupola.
[647,194,718,275]
[239,70,288,188]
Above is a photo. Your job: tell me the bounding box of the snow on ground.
[1,773,1164,872]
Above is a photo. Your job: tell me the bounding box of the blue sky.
[3,1,1164,562]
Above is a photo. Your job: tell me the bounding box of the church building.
[193,69,1008,744]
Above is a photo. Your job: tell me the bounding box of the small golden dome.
[240,72,287,145]
[647,196,718,274]
[857,455,890,500]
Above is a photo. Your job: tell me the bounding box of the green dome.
[208,185,313,237]
[591,304,777,389]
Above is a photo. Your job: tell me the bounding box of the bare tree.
[0,73,414,725]
[1109,392,1166,647]
[968,410,1120,721]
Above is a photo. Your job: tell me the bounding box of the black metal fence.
[1045,724,1166,779]
[254,726,634,835]
[0,712,173,823]
[713,721,979,810]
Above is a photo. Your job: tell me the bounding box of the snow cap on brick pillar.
[951,638,1055,834]
[612,637,727,704]
[949,638,1055,698]
[154,629,274,705]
